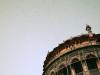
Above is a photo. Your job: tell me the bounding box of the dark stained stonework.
[43,28,100,75]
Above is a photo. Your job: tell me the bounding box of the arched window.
[58,64,68,75]
[50,71,55,75]
[86,54,100,74]
[71,58,83,75]
[86,54,97,70]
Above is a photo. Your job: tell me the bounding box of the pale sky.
[0,0,100,75]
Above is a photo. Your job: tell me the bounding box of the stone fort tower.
[43,25,100,75]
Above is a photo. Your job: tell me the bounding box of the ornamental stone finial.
[86,24,92,33]
[86,24,93,37]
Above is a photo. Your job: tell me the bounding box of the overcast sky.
[0,0,100,75]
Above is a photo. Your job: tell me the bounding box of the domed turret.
[43,25,100,75]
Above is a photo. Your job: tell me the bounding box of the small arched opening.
[58,64,68,75]
[50,71,55,75]
[86,54,97,70]
[86,54,100,74]
[71,58,83,75]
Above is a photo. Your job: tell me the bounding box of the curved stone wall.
[43,45,100,75]
[43,34,100,75]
